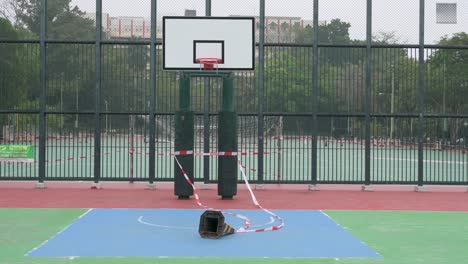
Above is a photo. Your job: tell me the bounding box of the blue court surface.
[28,209,381,258]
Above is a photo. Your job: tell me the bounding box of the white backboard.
[163,16,255,71]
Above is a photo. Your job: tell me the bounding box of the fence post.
[203,0,212,184]
[38,0,47,187]
[364,0,372,189]
[206,0,211,16]
[257,0,265,186]
[310,0,319,189]
[93,0,102,185]
[148,0,157,186]
[218,74,237,198]
[174,74,194,198]
[417,0,425,189]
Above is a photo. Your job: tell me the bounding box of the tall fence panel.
[0,0,467,186]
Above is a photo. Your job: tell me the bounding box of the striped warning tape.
[174,155,285,233]
[173,156,251,231]
[41,151,120,164]
[131,150,274,157]
[173,150,194,156]
[236,159,285,233]
[173,150,272,156]
[39,149,273,166]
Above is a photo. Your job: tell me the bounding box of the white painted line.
[26,209,93,256]
[137,216,196,230]
[319,210,382,258]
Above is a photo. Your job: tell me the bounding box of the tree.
[425,32,468,141]
[1,0,94,39]
[319,19,351,44]
[0,17,37,110]
[1,0,97,131]
[0,0,22,26]
[0,18,22,111]
[0,18,40,138]
[293,18,351,45]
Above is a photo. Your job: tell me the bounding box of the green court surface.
[1,209,467,264]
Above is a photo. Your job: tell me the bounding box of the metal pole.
[391,64,395,140]
[148,0,157,184]
[206,0,211,16]
[364,0,372,187]
[179,75,190,111]
[94,0,102,184]
[60,84,63,129]
[75,84,79,128]
[218,74,237,198]
[129,115,134,182]
[417,0,425,187]
[38,0,47,184]
[203,78,211,184]
[258,0,265,184]
[443,62,448,140]
[174,73,194,198]
[203,0,212,184]
[311,0,318,186]
[277,116,283,179]
[105,100,108,133]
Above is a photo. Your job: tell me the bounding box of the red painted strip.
[0,185,467,211]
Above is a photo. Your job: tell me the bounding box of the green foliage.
[424,32,468,141]
[264,47,311,113]
[0,18,39,112]
[1,0,96,131]
[13,0,94,39]
[293,19,351,45]
[319,19,351,44]
[265,19,357,117]
[0,17,18,38]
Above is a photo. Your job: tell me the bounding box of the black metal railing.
[1,0,467,186]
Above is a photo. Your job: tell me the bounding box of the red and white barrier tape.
[41,151,119,164]
[132,150,274,157]
[173,156,251,231]
[174,151,238,156]
[173,156,285,233]
[236,159,285,233]
[40,149,272,167]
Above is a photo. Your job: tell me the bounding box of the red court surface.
[1,181,467,211]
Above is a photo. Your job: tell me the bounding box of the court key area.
[27,209,380,258]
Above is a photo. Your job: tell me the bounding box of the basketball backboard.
[163,16,255,71]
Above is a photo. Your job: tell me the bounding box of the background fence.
[0,0,467,185]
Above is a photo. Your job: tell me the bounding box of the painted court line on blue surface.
[28,209,381,258]
[25,209,93,257]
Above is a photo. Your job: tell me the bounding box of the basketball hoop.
[196,58,223,71]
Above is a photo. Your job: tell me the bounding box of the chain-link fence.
[0,0,467,185]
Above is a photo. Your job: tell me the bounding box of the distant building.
[83,13,157,40]
[108,16,149,39]
[83,12,326,43]
[82,12,109,30]
[248,16,325,43]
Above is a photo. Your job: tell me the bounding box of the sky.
[70,0,467,44]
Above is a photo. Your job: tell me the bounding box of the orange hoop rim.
[195,58,223,70]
